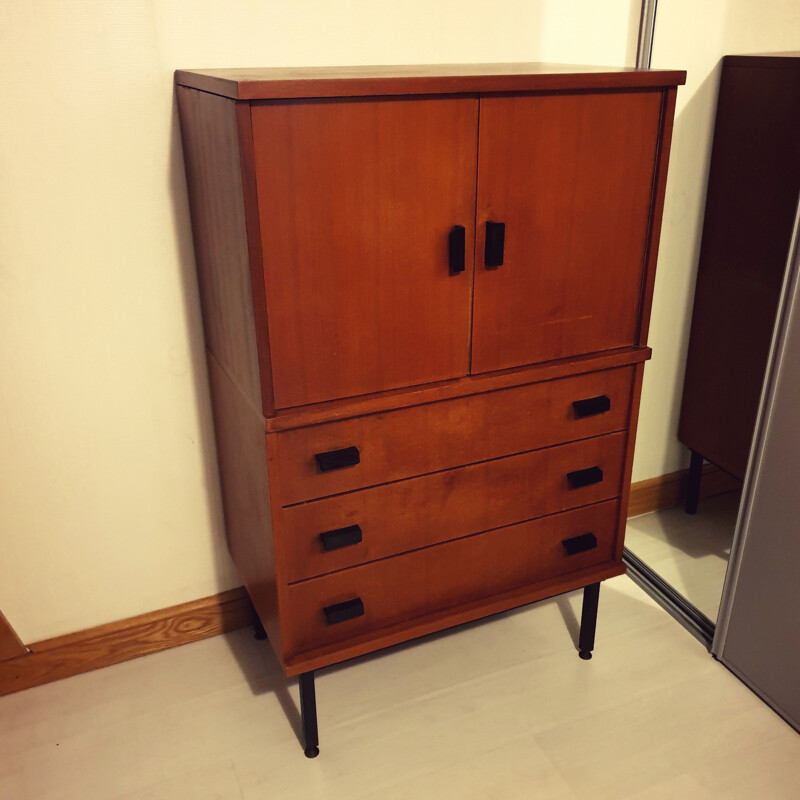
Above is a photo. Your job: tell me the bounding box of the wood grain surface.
[206,353,284,657]
[277,432,626,583]
[615,362,646,561]
[235,101,276,414]
[0,589,250,697]
[471,90,662,373]
[171,66,685,688]
[0,465,713,695]
[283,501,620,657]
[283,560,626,676]
[175,62,686,100]
[252,96,478,408]
[176,87,265,410]
[270,366,633,506]
[265,346,650,432]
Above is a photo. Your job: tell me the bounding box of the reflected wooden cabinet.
[176,63,684,756]
[679,54,800,509]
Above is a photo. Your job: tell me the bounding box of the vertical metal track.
[636,0,659,70]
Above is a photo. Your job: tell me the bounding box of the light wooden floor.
[625,492,740,621]
[2,574,798,799]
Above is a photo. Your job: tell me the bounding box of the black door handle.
[323,598,365,625]
[449,225,466,274]
[572,395,611,418]
[484,221,505,268]
[319,524,363,552]
[562,532,598,556]
[314,446,360,473]
[567,466,604,489]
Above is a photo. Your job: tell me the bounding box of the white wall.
[634,0,800,480]
[0,1,638,642]
[9,1,796,644]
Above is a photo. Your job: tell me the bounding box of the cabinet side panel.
[176,86,263,408]
[206,353,283,659]
[615,361,645,561]
[235,103,275,415]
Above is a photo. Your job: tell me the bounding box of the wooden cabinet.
[176,63,684,756]
[679,55,800,505]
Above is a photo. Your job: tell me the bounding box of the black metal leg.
[299,671,319,758]
[578,582,601,660]
[685,449,703,515]
[252,610,267,641]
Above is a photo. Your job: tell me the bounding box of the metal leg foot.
[685,450,703,515]
[578,582,600,660]
[299,671,319,758]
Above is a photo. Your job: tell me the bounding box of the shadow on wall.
[642,61,724,477]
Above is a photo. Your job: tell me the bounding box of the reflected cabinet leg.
[685,449,703,515]
[579,582,601,660]
[252,611,267,641]
[299,671,320,758]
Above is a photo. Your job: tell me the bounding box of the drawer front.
[270,366,633,505]
[283,500,619,656]
[280,431,626,583]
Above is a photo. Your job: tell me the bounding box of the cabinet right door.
[471,91,663,374]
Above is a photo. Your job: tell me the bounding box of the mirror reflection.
[624,4,799,632]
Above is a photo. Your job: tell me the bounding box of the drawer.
[282,500,619,656]
[279,431,626,583]
[269,366,633,505]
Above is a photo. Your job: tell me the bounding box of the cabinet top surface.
[724,52,800,69]
[175,62,686,100]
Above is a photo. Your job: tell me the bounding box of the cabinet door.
[471,91,662,373]
[251,97,478,408]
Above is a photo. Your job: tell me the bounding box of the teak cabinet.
[176,63,684,757]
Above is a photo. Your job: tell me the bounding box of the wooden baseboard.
[0,587,252,697]
[627,462,741,518]
[0,464,741,697]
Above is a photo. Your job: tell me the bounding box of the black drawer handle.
[562,532,598,556]
[323,598,364,625]
[314,445,360,473]
[319,524,362,552]
[484,221,505,268]
[572,395,611,418]
[567,466,604,489]
[449,225,466,275]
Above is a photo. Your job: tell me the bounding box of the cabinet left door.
[251,96,478,408]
